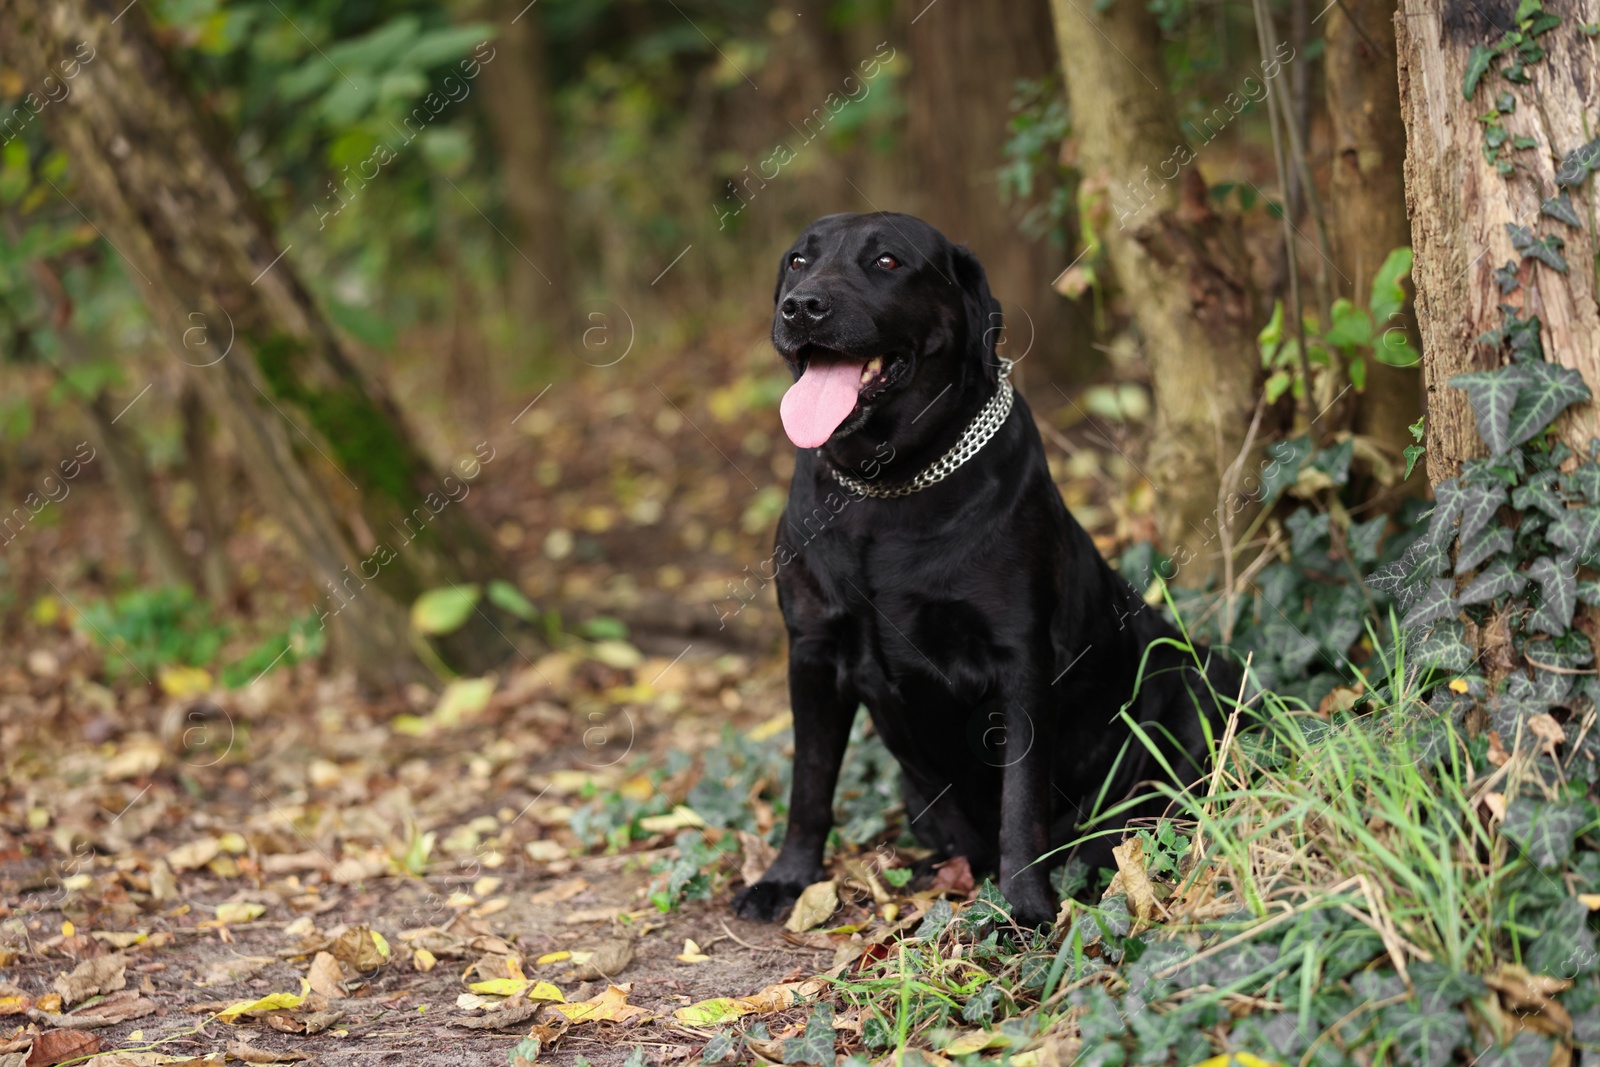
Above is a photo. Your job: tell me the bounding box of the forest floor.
[0,330,1153,1065]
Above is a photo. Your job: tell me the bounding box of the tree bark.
[903,0,1097,385]
[1396,0,1600,483]
[0,0,526,687]
[180,383,233,604]
[1048,0,1261,583]
[1327,0,1423,465]
[475,0,570,343]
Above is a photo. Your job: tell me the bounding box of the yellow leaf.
[465,979,565,1002]
[61,921,75,938]
[1187,1056,1287,1067]
[748,713,793,742]
[371,930,390,959]
[1449,678,1470,694]
[158,664,213,698]
[216,980,310,1022]
[548,984,646,1024]
[943,1029,1016,1055]
[784,880,838,933]
[214,902,265,924]
[673,997,751,1025]
[676,939,710,963]
[535,951,571,965]
[413,948,438,972]
[639,806,708,834]
[1580,894,1600,910]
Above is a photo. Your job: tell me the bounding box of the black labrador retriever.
[731,212,1237,928]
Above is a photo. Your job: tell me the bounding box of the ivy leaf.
[1458,483,1508,543]
[1548,506,1600,563]
[960,880,1012,932]
[1368,536,1449,609]
[1580,579,1600,607]
[1506,362,1591,448]
[1503,799,1589,868]
[1494,260,1522,294]
[782,1003,836,1065]
[1311,438,1354,487]
[1285,508,1331,556]
[1463,43,1496,98]
[1411,620,1475,672]
[1428,478,1468,547]
[1508,224,1569,272]
[1542,192,1584,227]
[961,982,1004,1025]
[1403,578,1460,631]
[913,898,953,939]
[1449,370,1522,455]
[1455,524,1514,574]
[1528,555,1577,634]
[1347,515,1387,565]
[1379,997,1472,1067]
[1261,436,1312,505]
[1564,465,1600,505]
[1458,557,1526,605]
[1524,896,1600,978]
[1513,471,1566,517]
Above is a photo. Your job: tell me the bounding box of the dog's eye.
[874,254,900,270]
[788,255,807,271]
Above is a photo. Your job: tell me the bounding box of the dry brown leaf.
[547,984,647,1026]
[527,877,589,907]
[932,857,975,896]
[560,906,620,925]
[226,1040,307,1063]
[737,831,777,888]
[1109,838,1158,923]
[1484,792,1507,821]
[166,838,221,871]
[330,926,387,973]
[567,938,633,981]
[53,955,126,1006]
[306,952,345,999]
[199,956,276,987]
[21,1028,100,1067]
[449,1001,541,1029]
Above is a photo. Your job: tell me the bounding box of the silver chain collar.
[831,358,1015,499]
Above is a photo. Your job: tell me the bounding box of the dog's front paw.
[731,879,810,922]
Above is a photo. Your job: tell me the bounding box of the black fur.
[732,213,1236,928]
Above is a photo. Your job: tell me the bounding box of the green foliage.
[1258,246,1417,406]
[78,585,224,681]
[77,586,318,687]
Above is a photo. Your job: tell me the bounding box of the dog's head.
[771,212,1002,450]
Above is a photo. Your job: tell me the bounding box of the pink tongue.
[780,357,868,448]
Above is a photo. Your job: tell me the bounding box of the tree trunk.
[1048,0,1261,583]
[180,383,234,603]
[475,0,571,345]
[902,0,1097,385]
[1396,0,1600,483]
[1327,0,1422,465]
[80,389,195,589]
[0,0,526,687]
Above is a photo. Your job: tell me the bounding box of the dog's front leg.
[731,643,855,922]
[998,679,1056,929]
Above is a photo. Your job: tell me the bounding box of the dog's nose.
[781,290,831,324]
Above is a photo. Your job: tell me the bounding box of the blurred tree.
[0,0,528,687]
[1396,0,1600,479]
[901,0,1093,382]
[1325,0,1420,468]
[1047,0,1259,583]
[473,0,571,346]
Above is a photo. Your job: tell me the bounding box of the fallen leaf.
[199,956,276,987]
[1187,1055,1285,1067]
[53,955,126,1006]
[412,948,438,972]
[737,831,777,888]
[226,1040,307,1063]
[1108,837,1158,922]
[330,927,387,974]
[534,951,571,965]
[676,939,710,964]
[216,983,309,1023]
[672,997,750,1025]
[21,1029,100,1066]
[213,902,265,925]
[1485,792,1507,821]
[932,857,975,896]
[527,878,589,906]
[166,839,221,871]
[306,952,344,999]
[567,937,633,980]
[547,984,647,1025]
[465,979,564,1002]
[784,881,839,933]
[637,806,707,834]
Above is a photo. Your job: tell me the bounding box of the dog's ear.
[951,245,1004,384]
